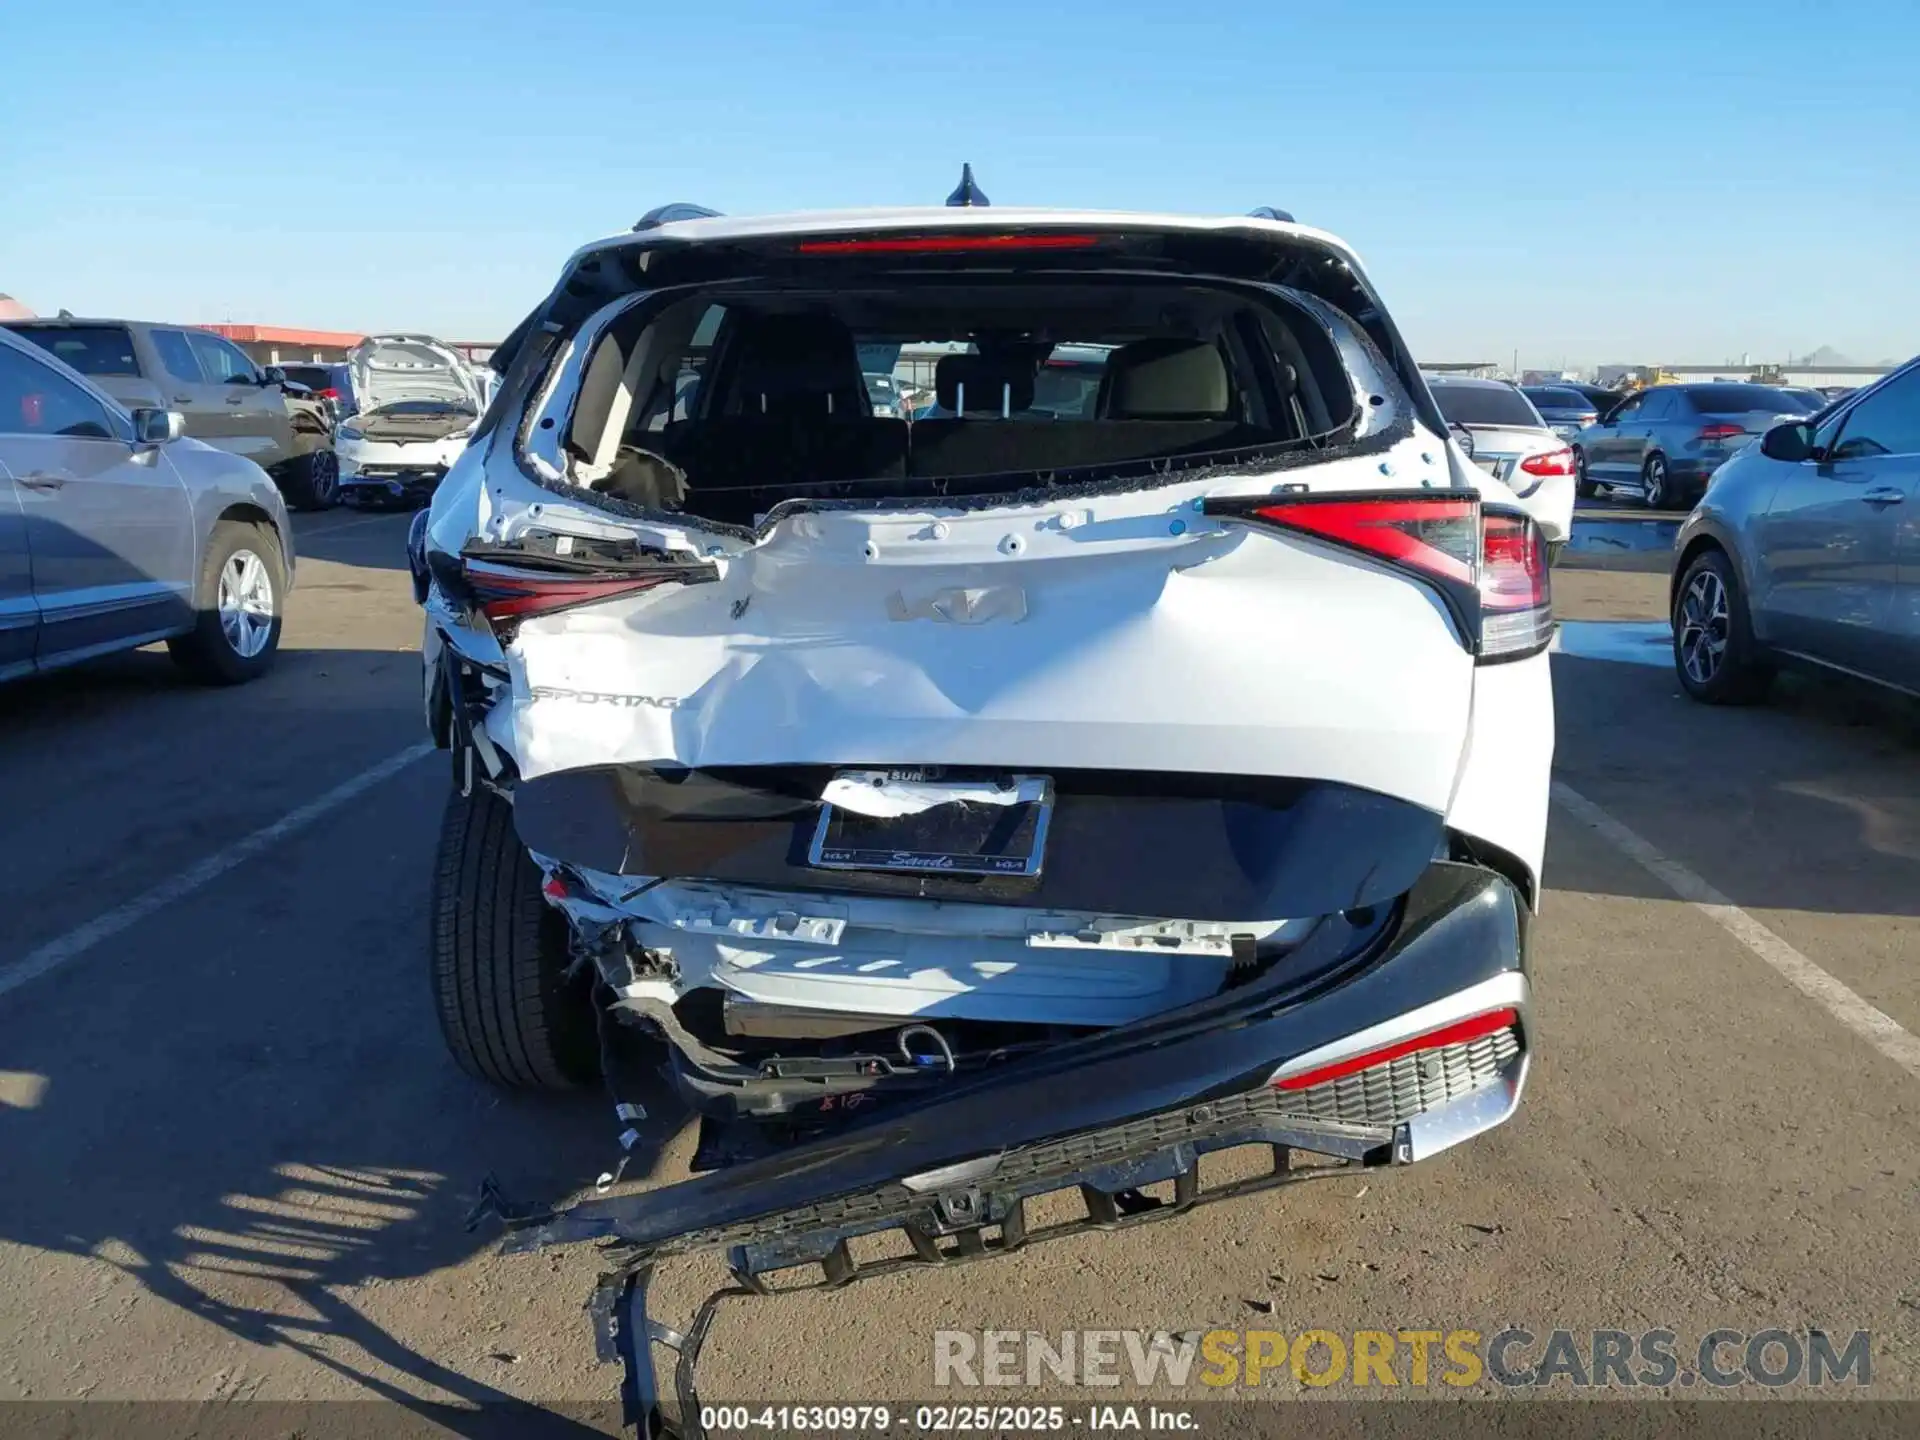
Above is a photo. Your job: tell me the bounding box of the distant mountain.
[1790,345,1853,367]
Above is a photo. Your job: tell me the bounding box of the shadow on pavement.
[0,644,688,1432]
[292,511,415,573]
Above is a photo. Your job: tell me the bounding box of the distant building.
[204,324,501,367]
[1599,362,1892,390]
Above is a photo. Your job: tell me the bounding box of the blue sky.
[1,0,1914,367]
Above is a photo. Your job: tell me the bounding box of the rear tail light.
[464,565,680,627]
[317,387,340,400]
[1478,509,1553,660]
[1518,446,1573,477]
[1512,445,1574,497]
[1202,491,1553,662]
[1698,422,1744,442]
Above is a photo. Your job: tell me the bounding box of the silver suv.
[0,327,295,686]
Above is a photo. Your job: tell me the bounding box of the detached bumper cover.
[480,862,1528,1440]
[495,861,1528,1263]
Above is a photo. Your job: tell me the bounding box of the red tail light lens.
[1229,493,1479,584]
[1478,510,1553,660]
[1698,422,1744,442]
[795,233,1100,255]
[317,387,340,400]
[463,564,679,628]
[1273,1008,1520,1091]
[1203,491,1553,662]
[1518,446,1574,477]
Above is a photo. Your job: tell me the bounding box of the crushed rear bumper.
[475,860,1531,1438]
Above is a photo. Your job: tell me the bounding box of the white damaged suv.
[411,196,1554,1418]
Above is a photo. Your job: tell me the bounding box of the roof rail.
[632,203,724,232]
[1247,206,1295,223]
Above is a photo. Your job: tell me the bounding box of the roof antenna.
[947,163,989,207]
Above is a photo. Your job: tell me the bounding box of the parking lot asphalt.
[1,509,1916,1418]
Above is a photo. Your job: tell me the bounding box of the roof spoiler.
[1248,206,1296,223]
[633,203,724,233]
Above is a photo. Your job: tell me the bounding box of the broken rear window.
[542,274,1402,528]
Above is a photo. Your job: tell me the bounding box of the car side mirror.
[1760,421,1813,463]
[261,365,287,386]
[131,407,185,444]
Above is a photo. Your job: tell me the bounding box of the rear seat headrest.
[1101,339,1233,419]
[935,353,1036,415]
[725,312,868,417]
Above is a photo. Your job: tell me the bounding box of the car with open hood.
[334,334,483,507]
[412,192,1554,1435]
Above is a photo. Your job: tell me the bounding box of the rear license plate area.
[809,771,1054,877]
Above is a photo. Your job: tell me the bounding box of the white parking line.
[0,742,435,1004]
[300,511,409,536]
[1552,780,1920,1082]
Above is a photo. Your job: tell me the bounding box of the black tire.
[166,521,285,685]
[1574,447,1597,499]
[429,785,600,1091]
[1672,548,1772,705]
[276,448,339,512]
[1641,452,1672,509]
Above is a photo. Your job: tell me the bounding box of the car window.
[150,328,205,383]
[1638,392,1674,421]
[187,331,257,385]
[1609,394,1644,421]
[1429,383,1542,428]
[1828,369,1920,461]
[6,324,141,377]
[0,343,122,439]
[1684,383,1803,414]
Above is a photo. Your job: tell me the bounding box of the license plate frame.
[808,772,1055,878]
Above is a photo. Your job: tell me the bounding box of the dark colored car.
[1670,355,1920,704]
[1521,385,1600,440]
[1552,380,1625,418]
[1573,383,1823,509]
[277,362,357,417]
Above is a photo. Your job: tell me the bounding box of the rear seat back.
[905,419,1251,480]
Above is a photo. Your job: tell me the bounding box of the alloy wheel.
[1644,456,1668,508]
[217,549,276,658]
[310,449,339,506]
[1677,568,1729,685]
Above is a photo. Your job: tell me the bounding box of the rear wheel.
[1641,452,1672,509]
[167,521,285,684]
[1673,548,1772,705]
[429,785,600,1091]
